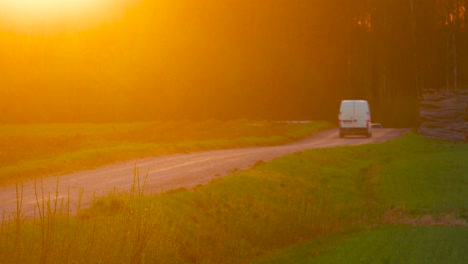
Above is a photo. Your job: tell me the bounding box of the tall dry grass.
[0,169,182,264]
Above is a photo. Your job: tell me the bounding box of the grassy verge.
[253,133,468,263]
[253,226,468,264]
[0,132,466,263]
[0,120,332,185]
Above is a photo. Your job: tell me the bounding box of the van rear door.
[354,102,369,128]
[339,100,371,137]
[340,101,356,128]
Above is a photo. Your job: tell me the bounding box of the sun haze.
[0,0,134,31]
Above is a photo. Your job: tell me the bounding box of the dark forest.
[0,0,467,126]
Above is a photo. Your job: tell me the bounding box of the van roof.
[341,100,368,103]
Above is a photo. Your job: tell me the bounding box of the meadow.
[0,120,332,185]
[0,124,466,263]
[254,134,468,263]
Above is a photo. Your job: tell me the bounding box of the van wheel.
[339,133,345,138]
[366,132,372,138]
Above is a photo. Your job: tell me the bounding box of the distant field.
[0,120,332,185]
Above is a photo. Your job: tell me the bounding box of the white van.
[338,100,372,138]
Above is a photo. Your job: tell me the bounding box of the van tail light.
[366,119,370,125]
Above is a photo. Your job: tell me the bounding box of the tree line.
[0,0,466,126]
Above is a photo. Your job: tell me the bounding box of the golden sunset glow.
[0,0,466,124]
[1,0,99,17]
[0,0,135,30]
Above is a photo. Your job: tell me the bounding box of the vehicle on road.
[371,123,383,129]
[338,100,372,138]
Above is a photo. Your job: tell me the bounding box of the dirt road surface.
[0,128,410,219]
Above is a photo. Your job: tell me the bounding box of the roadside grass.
[0,171,184,264]
[0,132,466,263]
[311,225,468,264]
[0,120,332,185]
[252,134,468,263]
[378,135,468,217]
[252,226,468,264]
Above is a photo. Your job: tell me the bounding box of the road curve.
[0,128,410,218]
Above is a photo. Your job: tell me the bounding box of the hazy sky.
[0,0,137,32]
[0,0,465,124]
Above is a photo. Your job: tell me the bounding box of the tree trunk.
[452,29,458,90]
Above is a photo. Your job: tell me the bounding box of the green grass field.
[253,226,468,264]
[0,127,466,263]
[0,120,332,185]
[253,134,468,264]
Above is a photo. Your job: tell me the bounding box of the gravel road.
[0,128,410,219]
